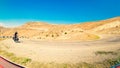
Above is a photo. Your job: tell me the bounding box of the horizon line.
[0,16,119,28]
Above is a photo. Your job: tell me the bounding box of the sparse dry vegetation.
[0,38,6,41]
[0,48,31,66]
[0,17,120,41]
[0,17,120,68]
[1,49,120,68]
[52,34,54,37]
[95,51,118,55]
[64,32,67,34]
[46,34,49,37]
[94,50,120,68]
[0,43,120,68]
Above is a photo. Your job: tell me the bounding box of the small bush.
[95,51,117,55]
[52,35,54,37]
[64,32,67,34]
[79,31,83,32]
[46,35,49,37]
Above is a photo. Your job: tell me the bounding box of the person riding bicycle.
[13,32,19,42]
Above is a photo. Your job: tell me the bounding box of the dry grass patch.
[0,38,6,41]
[0,48,119,68]
[0,48,31,66]
[95,51,118,55]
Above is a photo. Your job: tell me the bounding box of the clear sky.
[0,0,120,27]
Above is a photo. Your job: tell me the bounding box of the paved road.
[0,56,24,68]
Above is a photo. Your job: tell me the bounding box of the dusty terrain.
[0,17,120,67]
[0,36,120,64]
[0,17,120,41]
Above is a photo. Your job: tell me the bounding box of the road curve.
[0,56,24,68]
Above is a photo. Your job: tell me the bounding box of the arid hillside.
[0,17,120,41]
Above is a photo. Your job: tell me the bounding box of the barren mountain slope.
[78,17,120,30]
[91,17,120,34]
[0,17,120,41]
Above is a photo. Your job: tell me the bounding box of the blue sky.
[0,0,120,27]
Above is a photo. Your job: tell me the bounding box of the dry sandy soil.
[0,17,120,41]
[0,36,120,64]
[0,17,120,66]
